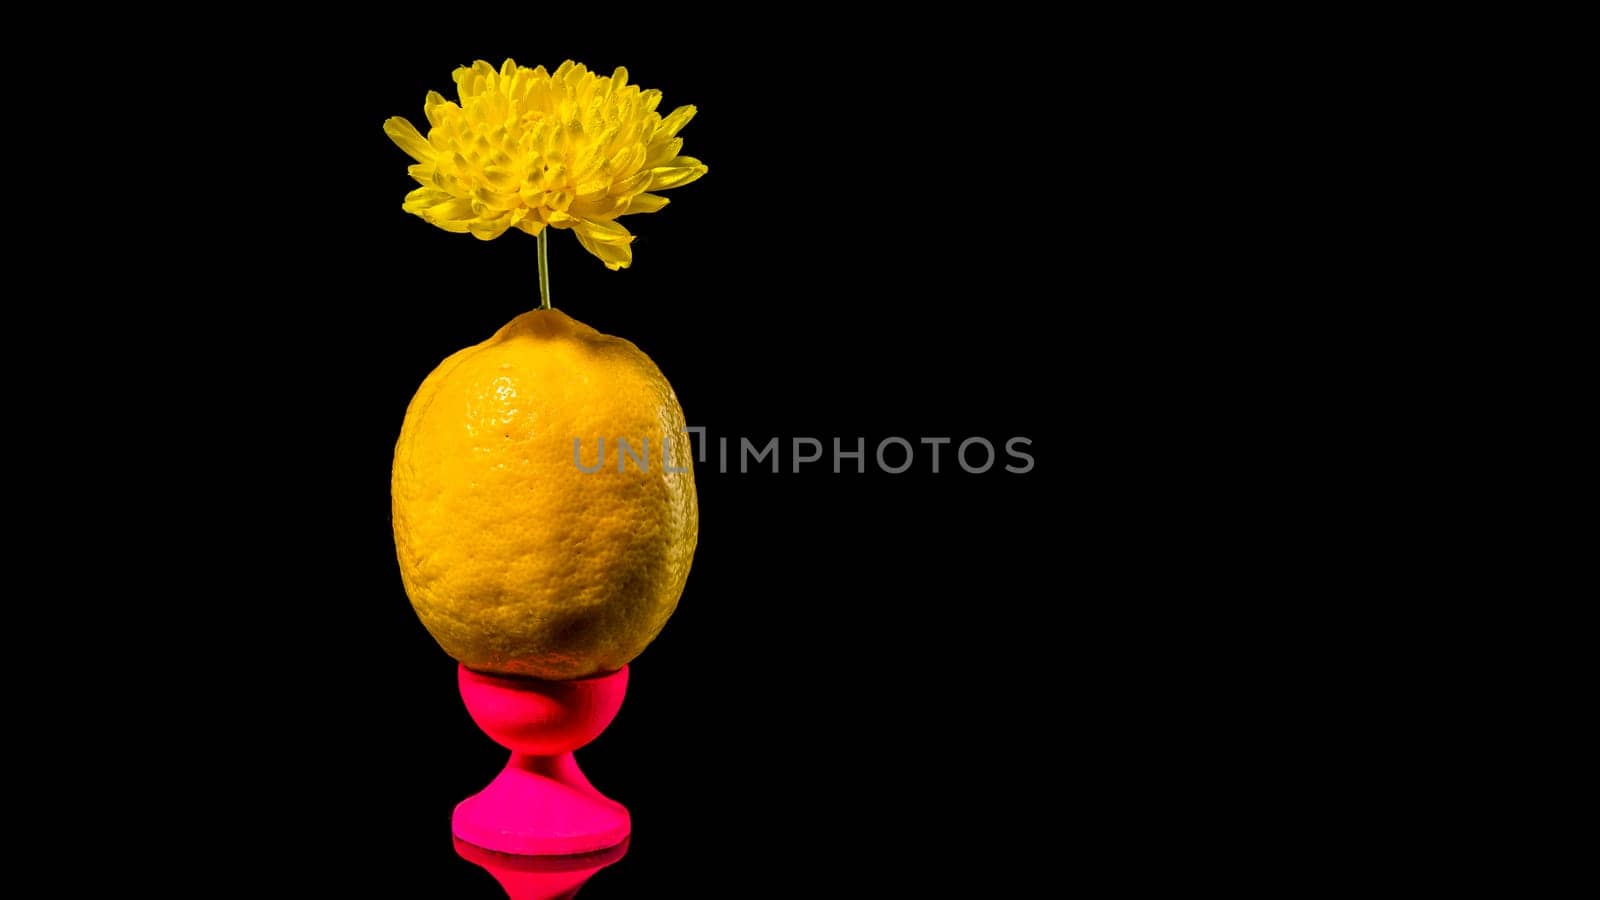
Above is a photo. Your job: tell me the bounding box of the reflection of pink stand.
[455,835,629,899]
[452,664,631,856]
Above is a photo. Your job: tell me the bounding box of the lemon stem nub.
[536,227,553,311]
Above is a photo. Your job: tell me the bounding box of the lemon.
[392,309,697,679]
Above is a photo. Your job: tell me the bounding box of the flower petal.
[481,165,519,191]
[472,186,521,212]
[469,213,513,241]
[384,117,436,163]
[402,187,454,210]
[423,91,454,128]
[658,105,697,139]
[607,144,646,179]
[623,192,670,214]
[578,217,632,243]
[649,158,707,191]
[609,170,653,197]
[574,221,634,270]
[643,137,682,170]
[571,194,626,219]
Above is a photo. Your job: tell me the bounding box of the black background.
[74,22,1155,893]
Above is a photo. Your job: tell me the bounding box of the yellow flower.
[384,59,707,270]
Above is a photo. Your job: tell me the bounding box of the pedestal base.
[452,751,631,855]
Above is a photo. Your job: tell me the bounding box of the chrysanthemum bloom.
[385,59,706,270]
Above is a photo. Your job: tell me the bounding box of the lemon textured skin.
[393,309,697,679]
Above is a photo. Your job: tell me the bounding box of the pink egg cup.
[452,664,631,856]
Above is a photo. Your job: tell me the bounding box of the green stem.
[536,226,552,310]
